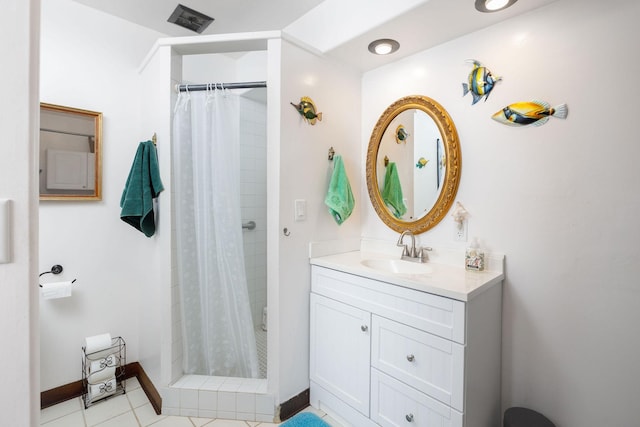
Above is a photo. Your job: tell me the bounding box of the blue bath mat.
[280,412,330,427]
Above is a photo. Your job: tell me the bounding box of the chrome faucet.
[397,230,432,263]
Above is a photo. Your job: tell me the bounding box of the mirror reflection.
[377,109,446,221]
[39,103,102,201]
[366,95,461,234]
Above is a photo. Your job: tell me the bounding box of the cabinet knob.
[405,413,414,422]
[361,325,368,332]
[406,354,415,362]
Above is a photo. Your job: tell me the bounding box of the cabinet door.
[310,293,371,416]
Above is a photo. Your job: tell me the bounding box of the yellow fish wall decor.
[290,96,323,125]
[463,59,501,105]
[492,100,568,127]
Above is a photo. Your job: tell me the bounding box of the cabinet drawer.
[371,369,463,427]
[372,315,464,411]
[312,266,466,344]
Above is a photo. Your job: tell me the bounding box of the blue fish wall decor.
[492,100,568,127]
[462,59,502,105]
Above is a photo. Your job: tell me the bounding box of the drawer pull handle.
[361,325,368,332]
[405,413,414,422]
[406,354,415,362]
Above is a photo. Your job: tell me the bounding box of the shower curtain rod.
[176,81,267,92]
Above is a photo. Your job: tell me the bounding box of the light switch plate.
[294,199,306,221]
[0,199,10,263]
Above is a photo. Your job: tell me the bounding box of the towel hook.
[328,147,335,161]
[384,155,390,167]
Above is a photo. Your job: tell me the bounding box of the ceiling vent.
[167,4,214,34]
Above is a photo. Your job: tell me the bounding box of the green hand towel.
[381,162,407,219]
[324,155,355,225]
[120,140,164,237]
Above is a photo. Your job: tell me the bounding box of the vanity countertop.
[310,250,504,302]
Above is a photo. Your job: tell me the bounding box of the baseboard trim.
[279,388,310,421]
[40,361,162,415]
[126,362,162,415]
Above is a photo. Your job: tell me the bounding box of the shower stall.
[169,52,269,388]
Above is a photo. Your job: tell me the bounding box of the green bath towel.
[324,155,355,225]
[120,140,164,237]
[381,162,407,219]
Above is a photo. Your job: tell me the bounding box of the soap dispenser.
[465,237,485,271]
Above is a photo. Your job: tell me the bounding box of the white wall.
[39,0,165,390]
[0,1,40,424]
[274,39,362,403]
[361,0,640,426]
[137,44,174,390]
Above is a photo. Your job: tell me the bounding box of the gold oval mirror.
[366,95,461,234]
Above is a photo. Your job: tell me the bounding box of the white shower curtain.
[173,88,259,378]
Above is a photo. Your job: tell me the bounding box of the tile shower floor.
[40,378,341,427]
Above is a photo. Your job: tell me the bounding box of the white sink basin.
[360,258,433,275]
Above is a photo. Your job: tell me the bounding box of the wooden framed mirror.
[39,103,102,201]
[366,95,461,234]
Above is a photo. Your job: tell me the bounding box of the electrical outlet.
[454,220,468,242]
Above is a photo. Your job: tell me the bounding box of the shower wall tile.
[180,407,199,417]
[163,378,274,421]
[239,96,267,328]
[174,375,209,389]
[255,394,275,415]
[163,407,180,417]
[198,410,217,419]
[161,387,180,408]
[180,389,199,409]
[198,390,217,411]
[219,379,243,393]
[236,393,255,413]
[218,391,236,413]
[256,413,275,423]
[202,376,226,390]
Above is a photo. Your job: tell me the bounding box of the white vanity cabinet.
[309,263,503,427]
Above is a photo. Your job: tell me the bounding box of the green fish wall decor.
[290,96,323,125]
[492,100,568,127]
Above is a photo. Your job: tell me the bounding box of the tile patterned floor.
[40,378,341,427]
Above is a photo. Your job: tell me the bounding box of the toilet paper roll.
[40,281,73,300]
[87,366,116,384]
[88,377,116,402]
[84,333,112,354]
[89,354,118,373]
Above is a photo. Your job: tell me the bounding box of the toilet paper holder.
[39,264,77,287]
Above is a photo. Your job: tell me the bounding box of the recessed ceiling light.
[168,4,214,34]
[368,39,400,55]
[475,0,518,13]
